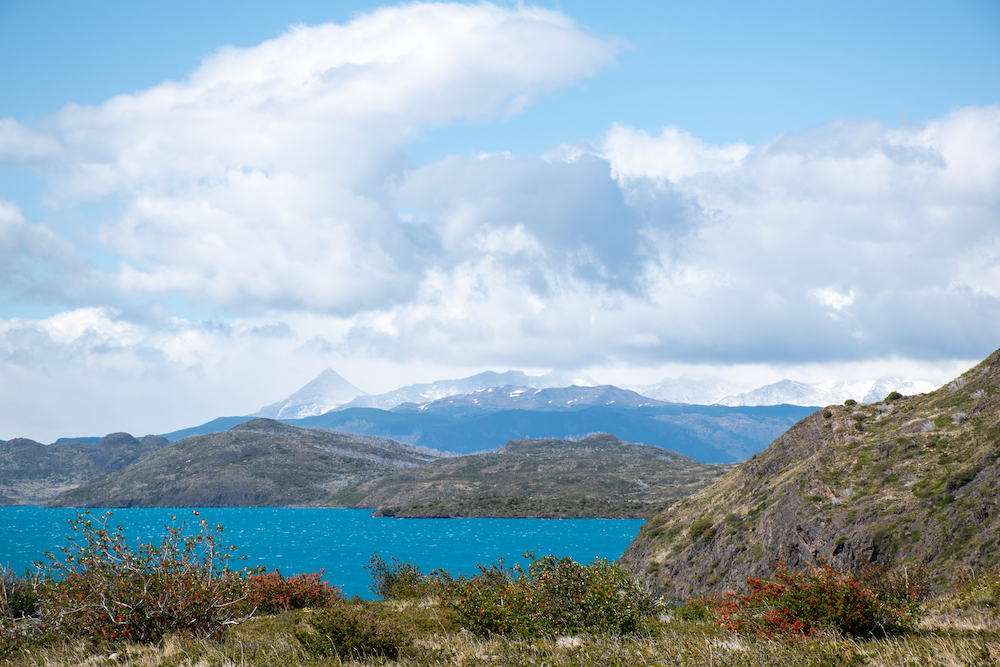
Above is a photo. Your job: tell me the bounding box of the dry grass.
[4,594,1000,667]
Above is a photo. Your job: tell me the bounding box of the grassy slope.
[47,419,441,508]
[621,347,1000,599]
[328,433,733,518]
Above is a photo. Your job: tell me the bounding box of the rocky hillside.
[620,348,1000,599]
[48,419,443,508]
[0,432,169,504]
[329,433,732,518]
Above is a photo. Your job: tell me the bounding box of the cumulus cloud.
[343,105,1000,366]
[1,2,998,439]
[5,2,616,315]
[0,118,59,159]
[0,199,99,304]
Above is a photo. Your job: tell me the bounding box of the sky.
[0,0,998,441]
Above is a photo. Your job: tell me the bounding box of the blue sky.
[0,0,998,440]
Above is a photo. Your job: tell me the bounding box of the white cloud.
[0,199,98,304]
[348,105,1000,367]
[602,124,750,183]
[0,2,997,439]
[0,118,59,159]
[9,2,616,314]
[811,287,855,311]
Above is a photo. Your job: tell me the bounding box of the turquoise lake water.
[0,507,644,598]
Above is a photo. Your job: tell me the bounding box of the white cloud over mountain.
[0,1,997,440]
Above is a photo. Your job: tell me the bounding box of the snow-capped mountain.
[335,370,595,411]
[252,365,937,420]
[627,376,744,405]
[713,376,937,407]
[253,369,368,419]
[394,384,668,413]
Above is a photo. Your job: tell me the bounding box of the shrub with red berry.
[716,564,922,639]
[242,570,341,614]
[40,510,246,643]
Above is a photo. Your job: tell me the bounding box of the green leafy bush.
[366,553,461,599]
[243,570,341,613]
[296,603,406,660]
[844,399,857,406]
[885,391,903,401]
[39,510,246,643]
[716,564,922,639]
[446,552,656,637]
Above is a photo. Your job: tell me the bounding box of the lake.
[0,507,645,598]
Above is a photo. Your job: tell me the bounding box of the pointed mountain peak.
[253,369,368,419]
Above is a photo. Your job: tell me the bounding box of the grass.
[2,598,998,667]
[5,565,1000,667]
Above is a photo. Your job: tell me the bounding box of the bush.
[673,597,715,622]
[446,552,657,637]
[688,518,715,542]
[854,562,930,607]
[885,391,903,401]
[296,603,407,660]
[243,570,341,614]
[716,564,922,639]
[1,568,41,620]
[366,553,461,600]
[844,399,857,406]
[39,510,246,643]
[950,567,1000,610]
[1,568,48,659]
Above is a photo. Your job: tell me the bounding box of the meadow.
[1,511,998,666]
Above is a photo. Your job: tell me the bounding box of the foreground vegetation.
[2,512,999,666]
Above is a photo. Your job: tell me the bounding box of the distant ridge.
[0,432,169,505]
[49,419,444,508]
[330,433,733,518]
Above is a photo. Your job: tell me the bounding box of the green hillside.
[620,347,1000,599]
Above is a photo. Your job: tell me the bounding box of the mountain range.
[166,402,813,462]
[253,369,598,417]
[252,367,935,421]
